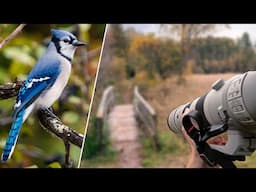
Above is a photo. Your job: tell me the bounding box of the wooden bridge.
[95,86,160,168]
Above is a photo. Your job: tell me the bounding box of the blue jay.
[1,29,87,162]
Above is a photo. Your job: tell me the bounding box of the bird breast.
[35,58,71,109]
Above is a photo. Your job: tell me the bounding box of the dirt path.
[108,104,142,168]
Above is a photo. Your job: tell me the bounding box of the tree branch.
[37,108,83,148]
[0,80,84,147]
[0,80,84,168]
[0,24,26,49]
[64,141,72,168]
[0,79,23,99]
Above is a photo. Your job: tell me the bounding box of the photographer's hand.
[181,108,225,168]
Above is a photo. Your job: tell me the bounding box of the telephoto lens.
[167,71,256,156]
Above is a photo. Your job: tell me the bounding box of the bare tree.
[160,24,229,84]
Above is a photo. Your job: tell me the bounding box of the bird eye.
[63,39,69,43]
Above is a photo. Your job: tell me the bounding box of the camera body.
[168,71,256,156]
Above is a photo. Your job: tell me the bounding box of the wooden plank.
[108,104,142,168]
[96,86,115,119]
[95,86,115,149]
[133,86,160,150]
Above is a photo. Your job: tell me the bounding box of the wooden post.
[133,86,161,151]
[96,86,115,150]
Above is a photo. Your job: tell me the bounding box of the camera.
[167,71,256,166]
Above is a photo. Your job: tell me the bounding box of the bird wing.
[1,74,58,162]
[1,59,61,162]
[13,71,60,118]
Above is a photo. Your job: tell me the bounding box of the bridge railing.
[133,86,160,151]
[95,85,115,150]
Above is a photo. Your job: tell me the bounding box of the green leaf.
[35,45,46,58]
[68,96,82,105]
[9,60,31,79]
[79,24,91,41]
[83,102,90,112]
[3,47,35,66]
[79,24,91,32]
[62,111,80,124]
[0,139,6,148]
[0,69,10,84]
[26,165,38,168]
[47,162,62,168]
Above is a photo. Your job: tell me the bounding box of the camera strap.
[199,144,245,168]
[182,111,245,168]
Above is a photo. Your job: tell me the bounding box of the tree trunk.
[177,24,187,84]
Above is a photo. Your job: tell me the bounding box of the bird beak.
[72,40,88,47]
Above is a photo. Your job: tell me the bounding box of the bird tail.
[1,109,25,162]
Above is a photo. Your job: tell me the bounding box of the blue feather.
[1,108,25,162]
[51,29,76,40]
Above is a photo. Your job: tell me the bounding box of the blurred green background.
[0,24,105,168]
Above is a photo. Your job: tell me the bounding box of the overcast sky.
[122,24,256,43]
